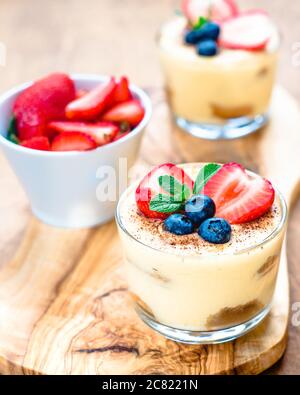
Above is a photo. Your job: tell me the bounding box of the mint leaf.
[149,194,182,213]
[193,16,208,30]
[193,163,221,194]
[7,117,19,144]
[158,175,191,202]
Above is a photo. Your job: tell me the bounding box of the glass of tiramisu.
[116,162,287,344]
[157,0,280,139]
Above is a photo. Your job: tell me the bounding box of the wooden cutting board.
[0,86,299,375]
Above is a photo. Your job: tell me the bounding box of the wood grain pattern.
[0,86,299,375]
[0,0,299,375]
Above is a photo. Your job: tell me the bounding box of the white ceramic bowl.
[0,74,152,228]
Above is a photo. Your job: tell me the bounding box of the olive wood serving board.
[0,85,299,375]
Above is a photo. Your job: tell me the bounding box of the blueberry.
[184,22,220,45]
[197,40,218,56]
[164,214,194,236]
[199,218,231,244]
[200,22,220,41]
[185,194,215,226]
[184,30,203,45]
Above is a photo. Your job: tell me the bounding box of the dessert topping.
[136,162,275,244]
[135,163,194,219]
[203,162,275,224]
[219,11,273,51]
[185,21,220,44]
[185,194,216,226]
[199,217,232,244]
[164,213,194,235]
[197,39,218,56]
[182,0,239,25]
[184,18,221,56]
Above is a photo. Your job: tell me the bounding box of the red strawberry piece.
[203,162,275,224]
[219,11,272,51]
[13,73,76,141]
[51,132,97,152]
[48,121,118,146]
[135,163,194,219]
[21,136,50,151]
[182,0,238,24]
[65,77,116,121]
[211,0,238,22]
[113,131,131,142]
[113,76,132,105]
[102,100,145,127]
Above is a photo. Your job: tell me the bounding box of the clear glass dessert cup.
[116,182,287,344]
[157,18,280,140]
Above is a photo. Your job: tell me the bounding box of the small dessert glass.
[157,17,280,140]
[116,181,287,344]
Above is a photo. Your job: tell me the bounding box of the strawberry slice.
[48,121,118,146]
[219,11,272,51]
[211,0,238,22]
[21,136,50,151]
[65,77,116,121]
[102,100,145,127]
[182,0,238,24]
[135,163,194,219]
[51,132,97,152]
[203,162,275,224]
[113,77,132,105]
[13,73,76,141]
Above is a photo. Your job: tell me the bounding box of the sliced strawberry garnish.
[211,0,238,22]
[219,11,272,51]
[135,163,194,219]
[102,100,145,127]
[48,121,118,146]
[203,162,275,224]
[13,73,76,141]
[21,136,50,151]
[51,132,97,152]
[65,77,116,121]
[112,77,132,105]
[182,0,238,24]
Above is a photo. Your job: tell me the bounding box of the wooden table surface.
[0,0,299,375]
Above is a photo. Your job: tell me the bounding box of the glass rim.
[115,167,288,258]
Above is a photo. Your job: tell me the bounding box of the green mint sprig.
[149,194,183,213]
[149,175,191,214]
[193,16,209,30]
[193,163,221,194]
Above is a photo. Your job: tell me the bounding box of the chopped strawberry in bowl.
[4,73,150,153]
[0,73,152,228]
